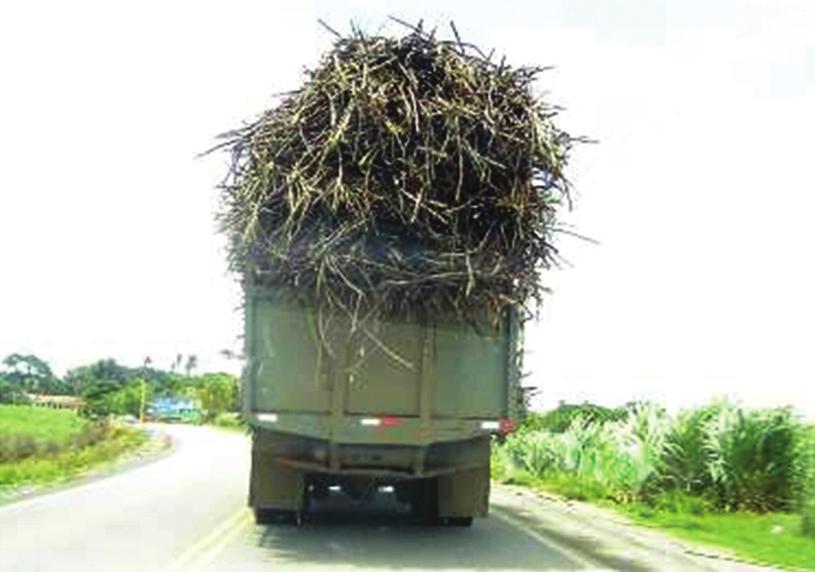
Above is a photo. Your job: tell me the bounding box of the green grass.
[0,405,149,492]
[492,463,815,570]
[0,404,87,444]
[624,506,815,570]
[0,425,147,489]
[209,411,246,431]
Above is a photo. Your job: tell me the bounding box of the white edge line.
[491,508,611,571]
[0,434,172,514]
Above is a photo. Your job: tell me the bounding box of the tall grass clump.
[701,403,801,512]
[503,403,671,502]
[522,403,629,433]
[496,400,809,516]
[798,425,815,537]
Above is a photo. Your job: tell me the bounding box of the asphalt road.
[0,425,764,572]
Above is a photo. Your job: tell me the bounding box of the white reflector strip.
[360,418,381,426]
[480,420,500,430]
[256,413,278,423]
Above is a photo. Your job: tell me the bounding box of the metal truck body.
[244,286,521,525]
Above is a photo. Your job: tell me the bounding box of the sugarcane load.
[219,22,579,525]
[215,22,575,327]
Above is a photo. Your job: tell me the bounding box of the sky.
[0,1,813,416]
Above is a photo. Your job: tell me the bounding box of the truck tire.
[254,508,295,525]
[441,516,473,527]
[407,478,439,522]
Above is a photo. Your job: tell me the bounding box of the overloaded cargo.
[214,21,577,525]
[215,21,575,330]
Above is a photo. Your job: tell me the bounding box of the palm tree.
[171,353,183,373]
[184,354,198,378]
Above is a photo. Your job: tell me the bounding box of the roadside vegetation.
[0,405,147,491]
[0,353,240,423]
[493,401,815,570]
[0,351,243,493]
[210,411,246,431]
[0,403,87,444]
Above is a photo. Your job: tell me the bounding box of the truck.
[243,284,522,526]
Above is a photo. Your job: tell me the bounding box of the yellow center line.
[157,508,251,572]
[179,511,254,571]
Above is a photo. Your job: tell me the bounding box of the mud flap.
[249,448,305,511]
[437,465,490,518]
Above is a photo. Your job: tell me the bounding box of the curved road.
[0,425,764,572]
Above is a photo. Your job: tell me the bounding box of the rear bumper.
[247,411,511,446]
[252,428,491,479]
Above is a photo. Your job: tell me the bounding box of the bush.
[0,425,147,488]
[68,423,108,449]
[521,403,629,434]
[501,403,670,503]
[797,426,815,537]
[702,404,801,512]
[650,489,716,516]
[0,435,40,463]
[0,421,109,464]
[495,400,810,515]
[195,374,239,422]
[0,378,29,405]
[211,412,245,430]
[658,403,725,496]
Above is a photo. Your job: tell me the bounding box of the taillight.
[499,418,517,434]
[360,416,402,427]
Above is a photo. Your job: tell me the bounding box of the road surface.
[0,425,767,571]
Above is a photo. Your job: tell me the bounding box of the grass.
[0,425,147,489]
[0,404,87,444]
[0,405,148,491]
[492,461,815,570]
[209,411,246,431]
[624,505,815,570]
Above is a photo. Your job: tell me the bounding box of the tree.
[195,373,238,421]
[0,373,28,404]
[65,358,132,393]
[1,353,54,393]
[109,380,152,418]
[184,354,198,378]
[79,380,121,418]
[171,353,183,373]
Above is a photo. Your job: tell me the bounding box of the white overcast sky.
[0,1,812,416]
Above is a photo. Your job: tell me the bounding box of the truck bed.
[243,288,521,446]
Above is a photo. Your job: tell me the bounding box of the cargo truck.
[244,284,522,526]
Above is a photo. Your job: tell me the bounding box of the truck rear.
[244,286,522,525]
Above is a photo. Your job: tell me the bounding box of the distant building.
[147,397,201,423]
[27,394,83,410]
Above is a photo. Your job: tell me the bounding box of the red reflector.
[499,418,517,434]
[380,416,401,427]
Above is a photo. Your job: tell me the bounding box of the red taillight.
[380,416,401,427]
[499,418,517,435]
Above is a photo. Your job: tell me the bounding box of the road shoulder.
[491,483,777,571]
[0,423,174,507]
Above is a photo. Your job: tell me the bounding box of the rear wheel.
[407,478,438,522]
[441,516,473,527]
[253,508,295,525]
